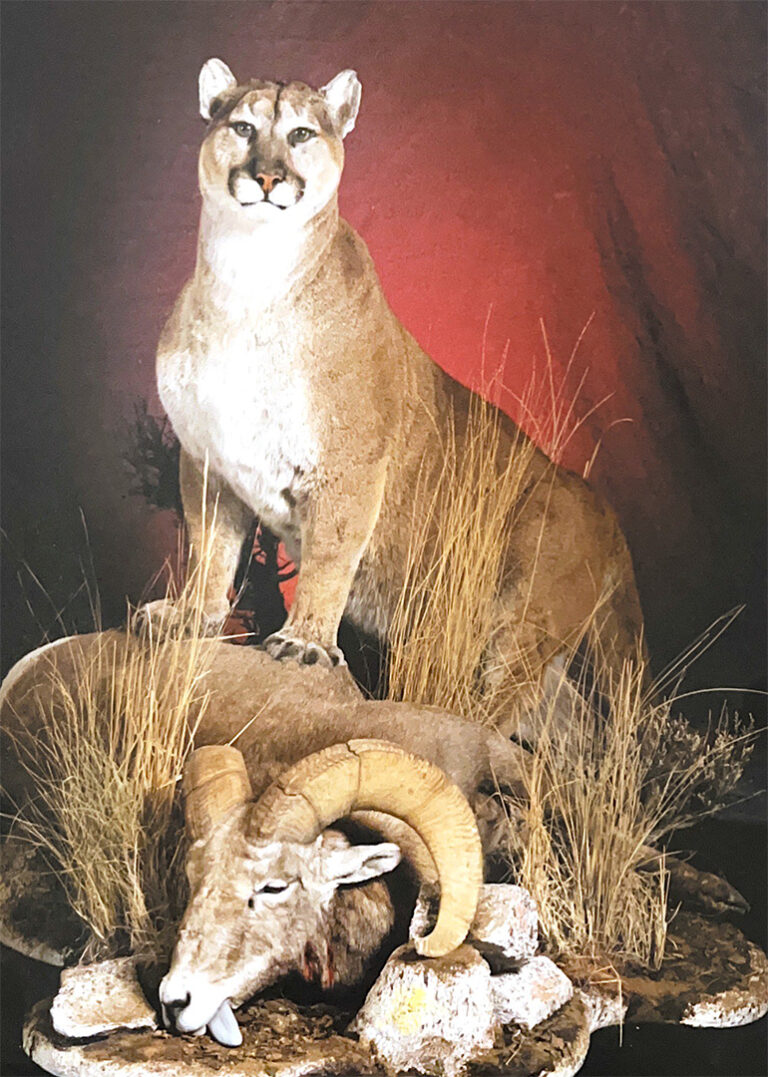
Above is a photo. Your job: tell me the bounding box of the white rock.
[472,883,539,959]
[578,983,628,1031]
[407,888,436,943]
[410,882,539,960]
[50,957,157,1038]
[491,954,574,1029]
[352,943,497,1076]
[682,995,768,1028]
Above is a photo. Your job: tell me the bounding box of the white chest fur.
[158,311,317,540]
[157,209,339,541]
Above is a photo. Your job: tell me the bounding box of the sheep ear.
[320,69,361,138]
[199,58,237,120]
[320,840,401,885]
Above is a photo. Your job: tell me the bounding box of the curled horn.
[182,745,253,842]
[247,739,483,958]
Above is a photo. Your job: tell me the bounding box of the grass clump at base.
[501,633,753,972]
[4,498,225,962]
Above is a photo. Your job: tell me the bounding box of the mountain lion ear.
[320,69,362,138]
[199,58,238,120]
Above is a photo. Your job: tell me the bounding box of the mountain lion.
[151,60,647,725]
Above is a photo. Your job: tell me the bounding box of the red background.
[2,1,765,690]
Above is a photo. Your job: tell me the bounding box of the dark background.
[1,2,766,1075]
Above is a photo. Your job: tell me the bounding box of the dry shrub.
[5,490,225,962]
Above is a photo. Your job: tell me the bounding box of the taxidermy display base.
[1,633,766,1077]
[5,861,767,1077]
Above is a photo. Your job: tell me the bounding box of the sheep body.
[2,632,509,1042]
[0,631,529,827]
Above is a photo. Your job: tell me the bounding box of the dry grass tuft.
[386,388,540,716]
[503,641,666,968]
[387,321,612,715]
[504,315,632,479]
[501,632,753,970]
[5,489,225,962]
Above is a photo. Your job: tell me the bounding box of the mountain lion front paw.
[263,631,346,669]
[133,599,227,640]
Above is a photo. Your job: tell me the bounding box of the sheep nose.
[163,992,191,1017]
[256,172,282,194]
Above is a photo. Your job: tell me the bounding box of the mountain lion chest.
[158,316,317,535]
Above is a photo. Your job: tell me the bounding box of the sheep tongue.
[207,999,242,1047]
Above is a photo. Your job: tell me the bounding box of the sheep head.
[160,739,483,1046]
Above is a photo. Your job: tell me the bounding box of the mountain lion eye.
[289,127,316,146]
[231,121,255,139]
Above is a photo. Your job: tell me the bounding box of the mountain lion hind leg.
[485,477,648,746]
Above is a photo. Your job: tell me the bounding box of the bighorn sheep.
[0,632,748,1049]
[0,632,531,816]
[0,633,523,1045]
[160,739,483,1045]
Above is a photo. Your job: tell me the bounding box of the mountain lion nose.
[256,173,282,194]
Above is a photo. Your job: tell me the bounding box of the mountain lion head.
[197,59,361,225]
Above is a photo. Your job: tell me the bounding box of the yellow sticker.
[391,984,429,1035]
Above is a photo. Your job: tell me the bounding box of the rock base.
[491,955,574,1029]
[577,911,768,1031]
[352,943,496,1076]
[467,995,591,1077]
[21,907,768,1077]
[24,992,591,1077]
[51,957,158,1038]
[25,996,379,1077]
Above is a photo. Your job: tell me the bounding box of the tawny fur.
[155,62,646,713]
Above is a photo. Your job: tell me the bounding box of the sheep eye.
[289,127,316,146]
[261,881,289,894]
[231,121,255,139]
[249,881,289,907]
